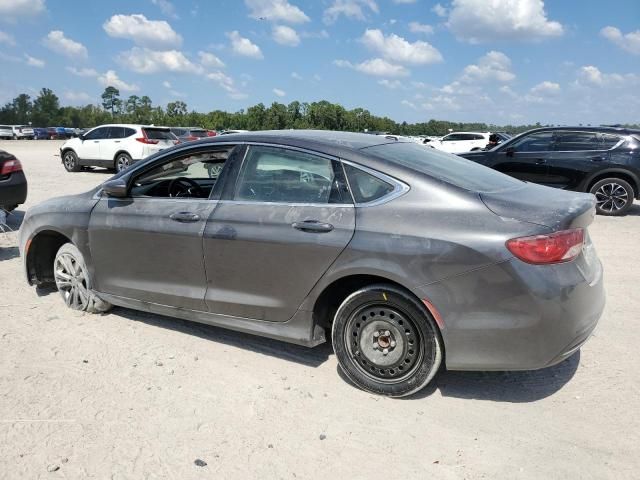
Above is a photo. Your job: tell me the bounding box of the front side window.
[442,134,461,142]
[509,131,556,152]
[130,147,234,198]
[84,127,108,140]
[235,146,342,204]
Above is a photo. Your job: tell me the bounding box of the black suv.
[460,126,640,216]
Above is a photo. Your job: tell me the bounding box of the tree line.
[1,86,637,136]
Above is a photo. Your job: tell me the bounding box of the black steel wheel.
[590,178,634,216]
[332,284,442,397]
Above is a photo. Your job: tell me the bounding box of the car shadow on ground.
[624,202,640,216]
[113,307,333,368]
[0,246,19,261]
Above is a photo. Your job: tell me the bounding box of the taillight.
[173,140,181,145]
[0,157,22,175]
[207,130,217,137]
[136,137,159,145]
[506,229,584,265]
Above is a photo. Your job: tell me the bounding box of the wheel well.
[61,148,75,156]
[114,151,132,161]
[587,172,638,198]
[26,230,71,285]
[313,275,417,330]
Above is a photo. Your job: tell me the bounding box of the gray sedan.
[18,131,604,397]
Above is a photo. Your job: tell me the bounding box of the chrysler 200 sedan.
[18,131,605,397]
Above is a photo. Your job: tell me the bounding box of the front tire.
[590,178,635,216]
[115,153,132,173]
[62,150,80,172]
[54,243,112,313]
[332,284,442,397]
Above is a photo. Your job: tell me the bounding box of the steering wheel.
[168,177,204,198]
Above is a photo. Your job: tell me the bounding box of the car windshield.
[363,142,523,193]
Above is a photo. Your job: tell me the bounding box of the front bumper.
[419,254,605,371]
[0,171,28,209]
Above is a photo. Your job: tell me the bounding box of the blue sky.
[1,0,639,125]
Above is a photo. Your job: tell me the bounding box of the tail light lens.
[207,130,217,137]
[0,157,23,175]
[136,137,159,145]
[506,229,584,265]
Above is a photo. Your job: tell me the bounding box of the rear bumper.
[0,171,28,208]
[419,255,605,371]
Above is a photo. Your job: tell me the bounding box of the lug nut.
[382,348,389,355]
[390,340,396,348]
[373,331,380,338]
[384,330,391,337]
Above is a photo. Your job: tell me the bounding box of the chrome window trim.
[218,200,353,208]
[341,159,410,207]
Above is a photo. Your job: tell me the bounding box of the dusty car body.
[19,131,605,396]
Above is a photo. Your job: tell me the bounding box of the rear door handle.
[292,220,334,233]
[591,156,605,162]
[170,212,201,223]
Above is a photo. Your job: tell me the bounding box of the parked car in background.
[0,149,27,212]
[20,131,604,397]
[170,127,208,142]
[428,132,491,154]
[46,127,67,140]
[460,126,640,216]
[11,125,34,139]
[0,125,12,140]
[33,128,49,140]
[64,127,77,138]
[218,129,249,135]
[60,124,179,173]
[207,130,217,137]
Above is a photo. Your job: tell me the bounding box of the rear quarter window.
[344,164,394,204]
[363,142,522,193]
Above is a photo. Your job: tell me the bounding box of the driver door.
[88,145,240,310]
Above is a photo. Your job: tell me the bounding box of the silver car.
[19,131,604,397]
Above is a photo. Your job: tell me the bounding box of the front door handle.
[292,220,334,233]
[170,212,201,223]
[535,158,547,165]
[591,156,605,162]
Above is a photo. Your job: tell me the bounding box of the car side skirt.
[97,292,327,347]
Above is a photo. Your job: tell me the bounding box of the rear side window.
[143,128,176,140]
[344,164,394,204]
[124,127,136,137]
[599,133,622,149]
[554,131,601,151]
[107,127,125,139]
[363,142,522,193]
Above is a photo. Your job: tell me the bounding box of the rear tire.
[54,243,112,313]
[589,178,635,216]
[332,284,442,397]
[62,150,80,172]
[115,153,132,173]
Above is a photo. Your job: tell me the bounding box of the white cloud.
[401,99,417,109]
[273,88,286,97]
[432,3,447,17]
[198,51,225,68]
[63,90,92,104]
[334,58,409,77]
[0,30,15,45]
[600,26,640,55]
[291,71,303,80]
[206,71,248,100]
[378,79,403,89]
[0,0,45,19]
[245,0,309,23]
[151,0,178,19]
[162,80,172,88]
[447,0,563,43]
[272,25,300,46]
[360,29,442,65]
[227,31,263,58]
[119,47,203,74]
[460,51,515,83]
[98,70,139,92]
[530,81,560,95]
[43,30,88,59]
[66,66,98,77]
[103,14,182,49]
[324,0,379,24]
[408,22,433,35]
[576,65,639,87]
[24,54,44,67]
[301,29,329,39]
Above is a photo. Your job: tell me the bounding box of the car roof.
[522,126,640,135]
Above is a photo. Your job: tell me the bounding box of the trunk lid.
[480,182,596,231]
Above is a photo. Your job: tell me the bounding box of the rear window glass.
[344,164,394,203]
[191,130,208,138]
[363,142,522,193]
[144,128,176,140]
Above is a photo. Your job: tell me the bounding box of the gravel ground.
[1,140,639,479]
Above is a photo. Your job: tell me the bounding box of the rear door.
[490,131,555,184]
[203,144,355,321]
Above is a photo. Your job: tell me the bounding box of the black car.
[460,126,640,216]
[0,150,27,212]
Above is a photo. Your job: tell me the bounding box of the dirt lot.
[1,139,639,479]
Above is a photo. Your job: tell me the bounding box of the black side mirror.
[505,147,515,157]
[102,178,128,197]
[79,134,85,141]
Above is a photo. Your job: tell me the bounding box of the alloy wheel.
[63,152,76,170]
[116,155,130,172]
[54,253,90,310]
[345,303,423,383]
[595,182,628,213]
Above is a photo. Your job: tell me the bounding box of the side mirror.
[505,147,515,157]
[102,178,128,198]
[79,134,85,141]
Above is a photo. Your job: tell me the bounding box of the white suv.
[428,132,490,154]
[11,125,34,139]
[60,124,178,173]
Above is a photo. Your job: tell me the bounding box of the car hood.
[480,182,596,231]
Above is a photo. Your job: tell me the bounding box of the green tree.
[32,88,60,126]
[101,86,121,115]
[166,101,188,119]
